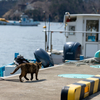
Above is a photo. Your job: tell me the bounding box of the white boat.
[2,12,100,77]
[43,12,100,64]
[0,14,40,26]
[19,14,40,26]
[0,53,37,77]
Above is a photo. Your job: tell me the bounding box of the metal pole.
[64,12,70,41]
[45,32,47,51]
[47,14,50,52]
[50,32,52,52]
[43,11,47,51]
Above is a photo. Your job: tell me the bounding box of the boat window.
[86,33,98,42]
[86,20,99,42]
[66,17,77,22]
[69,26,75,35]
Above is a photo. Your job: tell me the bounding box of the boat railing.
[43,30,100,33]
[43,30,100,52]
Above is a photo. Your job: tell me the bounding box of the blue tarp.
[0,66,5,77]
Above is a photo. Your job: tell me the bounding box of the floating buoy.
[94,50,100,58]
[43,26,46,28]
[94,50,100,62]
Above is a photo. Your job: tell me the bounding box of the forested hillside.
[0,1,17,17]
[1,0,100,22]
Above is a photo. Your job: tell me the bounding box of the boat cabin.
[20,14,34,23]
[19,14,39,26]
[64,12,100,58]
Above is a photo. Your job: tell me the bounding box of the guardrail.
[61,74,100,100]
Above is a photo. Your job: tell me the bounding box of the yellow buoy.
[43,26,46,28]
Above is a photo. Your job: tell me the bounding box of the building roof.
[64,13,100,23]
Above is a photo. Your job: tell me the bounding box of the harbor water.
[0,22,66,67]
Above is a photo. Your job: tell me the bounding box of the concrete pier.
[0,63,100,100]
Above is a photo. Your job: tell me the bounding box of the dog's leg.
[30,73,33,80]
[24,74,29,80]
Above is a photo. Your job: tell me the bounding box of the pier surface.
[0,63,100,100]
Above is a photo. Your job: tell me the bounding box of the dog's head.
[36,62,42,69]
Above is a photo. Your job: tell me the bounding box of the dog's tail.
[10,65,21,74]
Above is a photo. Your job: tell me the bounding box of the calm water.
[0,22,66,66]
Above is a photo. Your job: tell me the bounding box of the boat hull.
[0,21,39,26]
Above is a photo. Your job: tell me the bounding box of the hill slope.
[1,0,100,22]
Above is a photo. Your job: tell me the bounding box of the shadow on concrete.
[0,78,5,81]
[25,79,46,83]
[4,79,20,82]
[2,78,46,83]
[83,91,100,100]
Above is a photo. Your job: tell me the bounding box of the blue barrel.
[80,55,84,60]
